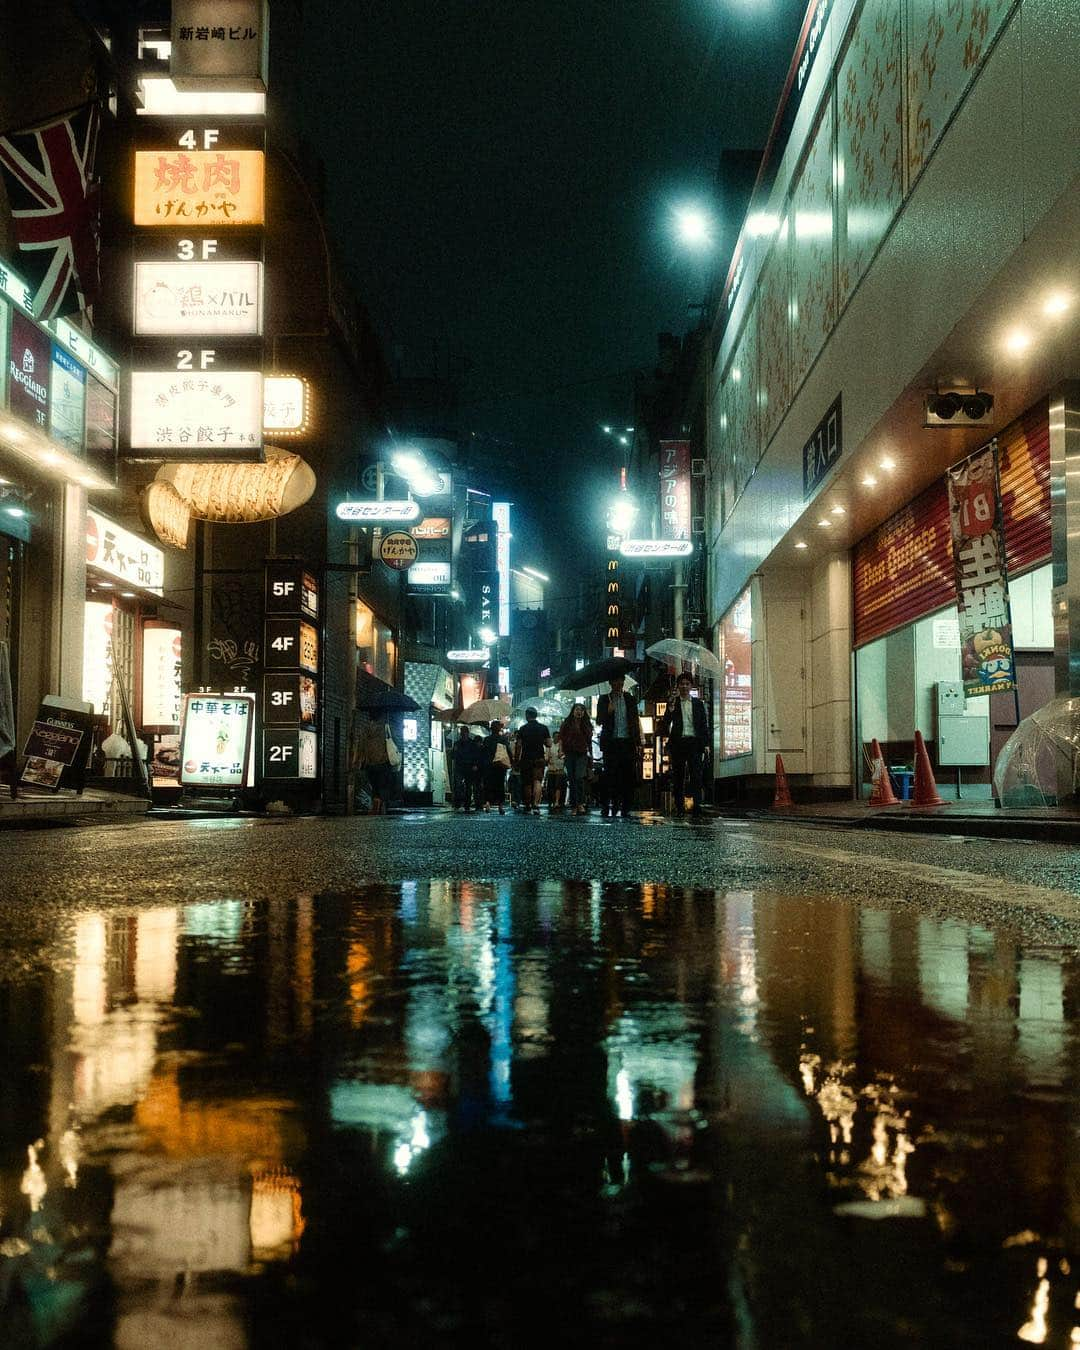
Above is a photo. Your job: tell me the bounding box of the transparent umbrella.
[646,639,723,678]
[993,694,1080,806]
[457,698,513,725]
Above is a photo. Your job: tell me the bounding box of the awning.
[356,669,419,712]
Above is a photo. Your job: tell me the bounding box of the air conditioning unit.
[924,390,994,427]
[691,457,707,477]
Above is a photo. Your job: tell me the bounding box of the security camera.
[925,389,995,427]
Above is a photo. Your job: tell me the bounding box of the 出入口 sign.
[802,394,842,497]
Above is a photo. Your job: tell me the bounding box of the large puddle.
[1,882,1078,1346]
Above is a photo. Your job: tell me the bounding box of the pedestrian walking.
[558,702,593,816]
[546,738,567,811]
[659,672,709,817]
[353,715,399,814]
[596,675,641,818]
[513,707,551,815]
[452,726,484,812]
[482,719,512,814]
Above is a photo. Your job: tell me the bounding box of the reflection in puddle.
[0,883,1078,1345]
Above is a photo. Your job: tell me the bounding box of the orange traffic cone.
[868,738,899,807]
[773,754,794,809]
[912,729,946,806]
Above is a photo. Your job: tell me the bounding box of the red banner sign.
[947,446,1017,695]
[854,404,1050,647]
[659,439,691,540]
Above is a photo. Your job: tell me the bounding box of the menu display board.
[20,703,95,791]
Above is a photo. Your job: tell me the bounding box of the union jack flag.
[0,102,101,320]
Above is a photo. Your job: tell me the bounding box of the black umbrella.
[356,669,420,712]
[558,656,638,692]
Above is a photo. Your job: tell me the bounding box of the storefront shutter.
[998,401,1051,576]
[853,401,1051,647]
[853,479,953,647]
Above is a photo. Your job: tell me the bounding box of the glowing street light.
[608,496,638,536]
[390,447,442,496]
[521,565,549,583]
[478,626,498,646]
[673,205,714,250]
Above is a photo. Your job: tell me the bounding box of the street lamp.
[673,205,714,250]
[478,626,497,646]
[390,447,442,497]
[608,496,638,536]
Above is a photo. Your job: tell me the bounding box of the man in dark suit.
[659,673,710,818]
[596,674,641,818]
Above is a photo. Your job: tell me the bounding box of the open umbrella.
[356,669,420,711]
[646,639,724,678]
[509,697,575,727]
[457,698,513,725]
[559,656,638,692]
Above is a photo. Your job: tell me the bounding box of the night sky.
[281,0,807,578]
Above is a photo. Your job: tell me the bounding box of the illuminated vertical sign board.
[493,501,511,637]
[133,149,265,227]
[658,439,692,540]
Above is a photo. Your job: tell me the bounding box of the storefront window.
[355,599,394,684]
[720,586,752,758]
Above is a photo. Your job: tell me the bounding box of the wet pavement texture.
[1,813,1079,1346]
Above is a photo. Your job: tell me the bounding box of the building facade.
[706,0,1079,801]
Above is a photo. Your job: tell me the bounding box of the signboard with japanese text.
[86,509,165,595]
[8,311,50,431]
[129,370,263,457]
[133,260,263,336]
[20,704,94,791]
[49,345,86,454]
[494,502,511,637]
[720,586,752,758]
[262,727,317,779]
[380,531,418,570]
[178,692,255,787]
[142,626,183,729]
[0,257,35,317]
[263,375,309,434]
[946,444,1017,697]
[659,439,692,540]
[171,0,269,91]
[411,516,450,540]
[264,561,318,619]
[802,394,842,497]
[264,618,318,674]
[262,672,317,728]
[49,317,118,390]
[133,149,265,227]
[406,561,451,587]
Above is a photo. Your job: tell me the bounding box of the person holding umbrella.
[659,672,709,817]
[596,674,641,818]
[481,719,512,814]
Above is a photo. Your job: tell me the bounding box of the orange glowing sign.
[133,149,265,226]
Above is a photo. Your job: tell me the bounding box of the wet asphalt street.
[2,808,1080,1347]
